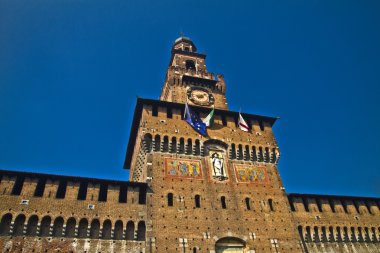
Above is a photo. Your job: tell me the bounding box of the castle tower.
[160,36,228,109]
[124,37,303,252]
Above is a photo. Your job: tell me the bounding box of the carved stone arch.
[215,237,246,253]
[40,216,51,237]
[52,216,64,237]
[13,214,26,236]
[89,219,100,239]
[0,213,12,235]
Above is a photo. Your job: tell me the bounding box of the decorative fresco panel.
[164,157,203,179]
[234,164,269,184]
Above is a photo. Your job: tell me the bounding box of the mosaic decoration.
[234,164,269,184]
[209,150,229,181]
[164,158,203,179]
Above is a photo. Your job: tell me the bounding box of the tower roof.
[173,36,197,52]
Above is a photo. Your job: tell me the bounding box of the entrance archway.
[215,237,245,253]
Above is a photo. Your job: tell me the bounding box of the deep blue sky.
[1,0,379,197]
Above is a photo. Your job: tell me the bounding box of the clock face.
[187,87,215,106]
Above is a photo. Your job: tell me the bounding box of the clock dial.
[187,87,215,106]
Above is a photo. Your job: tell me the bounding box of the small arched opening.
[40,216,51,237]
[215,237,245,253]
[78,218,88,238]
[126,221,135,241]
[65,217,76,237]
[102,219,112,239]
[0,213,12,235]
[114,220,123,240]
[26,215,39,236]
[52,217,64,237]
[185,60,196,70]
[90,219,100,239]
[13,214,26,236]
[137,221,146,241]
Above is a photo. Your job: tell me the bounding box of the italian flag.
[238,113,249,132]
[203,107,215,127]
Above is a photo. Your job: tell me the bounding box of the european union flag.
[184,103,207,136]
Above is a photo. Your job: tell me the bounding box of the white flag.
[238,113,249,132]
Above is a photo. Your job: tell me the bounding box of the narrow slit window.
[195,195,201,208]
[221,196,227,209]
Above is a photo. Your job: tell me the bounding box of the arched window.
[321,226,328,242]
[221,196,227,209]
[137,221,146,241]
[0,213,12,235]
[268,199,274,211]
[65,217,76,237]
[102,219,112,239]
[194,140,201,155]
[245,198,251,210]
[251,146,257,161]
[144,133,153,152]
[237,145,243,160]
[90,219,100,239]
[154,135,161,152]
[114,220,123,240]
[193,247,197,253]
[313,227,320,242]
[26,215,38,236]
[168,193,174,207]
[179,138,185,154]
[185,60,196,70]
[126,221,134,240]
[265,147,270,162]
[195,195,201,208]
[40,216,51,237]
[215,237,245,252]
[258,147,264,162]
[52,217,64,237]
[13,214,26,236]
[230,144,236,159]
[186,139,193,155]
[170,137,177,153]
[162,136,169,152]
[271,148,277,163]
[244,145,250,161]
[78,218,88,238]
[328,227,335,242]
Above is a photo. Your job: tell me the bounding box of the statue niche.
[204,139,229,182]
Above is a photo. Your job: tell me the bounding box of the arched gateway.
[215,237,246,253]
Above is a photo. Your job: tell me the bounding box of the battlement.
[124,98,278,169]
[287,193,380,215]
